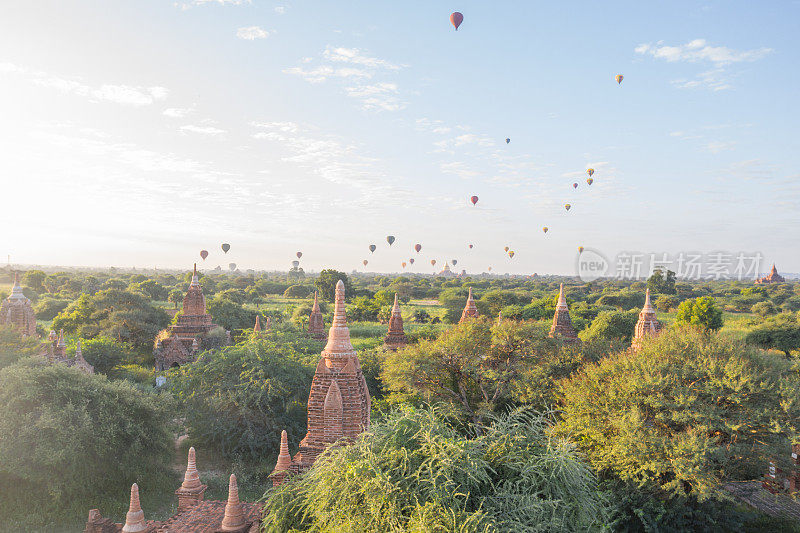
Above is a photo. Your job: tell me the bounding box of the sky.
[1,1,798,276]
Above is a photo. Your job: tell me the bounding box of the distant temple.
[153,265,228,370]
[0,273,37,337]
[384,294,407,349]
[272,280,371,485]
[459,287,479,323]
[548,284,578,342]
[632,289,662,350]
[755,264,786,284]
[40,330,94,374]
[437,263,456,278]
[84,448,260,532]
[252,315,270,337]
[308,291,326,340]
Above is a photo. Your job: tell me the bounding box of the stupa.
[308,291,326,340]
[459,287,479,323]
[548,284,578,342]
[153,265,228,370]
[273,280,371,483]
[632,289,662,350]
[755,264,786,284]
[384,294,407,349]
[0,273,37,337]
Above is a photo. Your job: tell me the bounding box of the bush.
[67,336,131,374]
[751,300,778,317]
[33,296,71,320]
[675,296,723,331]
[0,325,43,370]
[282,284,313,298]
[262,406,610,532]
[579,310,639,343]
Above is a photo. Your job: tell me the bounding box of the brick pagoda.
[272,280,371,484]
[153,265,228,370]
[84,448,260,532]
[548,283,578,342]
[459,287,479,323]
[755,264,786,284]
[632,289,662,350]
[0,272,37,337]
[308,291,326,340]
[384,294,407,349]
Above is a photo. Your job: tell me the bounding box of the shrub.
[675,296,723,331]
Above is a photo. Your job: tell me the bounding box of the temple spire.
[121,483,147,533]
[549,284,578,342]
[181,447,202,491]
[384,293,407,349]
[9,272,25,300]
[190,263,200,287]
[253,315,262,332]
[322,280,355,360]
[632,289,662,350]
[220,474,245,532]
[459,287,479,323]
[308,291,326,340]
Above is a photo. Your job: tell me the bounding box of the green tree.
[283,284,313,298]
[647,268,677,294]
[751,300,778,317]
[0,362,173,519]
[557,328,800,500]
[68,337,131,374]
[262,406,609,532]
[168,288,183,309]
[0,325,43,370]
[22,270,46,292]
[579,310,639,343]
[314,270,352,302]
[129,279,169,301]
[206,295,257,332]
[32,296,71,320]
[746,314,800,357]
[654,294,679,312]
[169,338,312,461]
[675,296,723,331]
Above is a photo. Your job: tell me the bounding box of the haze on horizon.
[1,1,798,276]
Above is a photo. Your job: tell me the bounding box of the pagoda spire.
[253,315,262,332]
[220,474,246,532]
[548,283,578,342]
[308,291,326,340]
[459,287,479,323]
[384,293,407,349]
[271,430,294,487]
[175,446,207,511]
[9,272,25,300]
[121,483,147,533]
[322,280,355,362]
[190,263,200,287]
[181,447,202,491]
[632,288,662,350]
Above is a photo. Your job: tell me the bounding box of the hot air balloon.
[542,227,549,234]
[578,246,584,254]
[409,258,415,265]
[470,195,479,206]
[386,235,395,246]
[469,244,474,249]
[504,246,509,252]
[363,260,368,267]
[451,259,458,266]
[402,262,407,268]
[572,182,578,189]
[296,251,303,259]
[565,204,571,211]
[200,250,209,260]
[221,243,230,253]
[450,11,463,30]
[291,260,300,268]
[587,168,594,177]
[488,266,493,271]
[505,138,510,144]
[228,263,236,271]
[616,74,623,84]
[369,244,377,253]
[586,178,594,185]
[414,243,422,253]
[508,251,515,259]
[431,259,436,267]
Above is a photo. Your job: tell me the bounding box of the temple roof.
[182,264,207,316]
[8,273,27,301]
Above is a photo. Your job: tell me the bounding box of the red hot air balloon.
[573,182,578,189]
[296,251,303,259]
[469,244,474,249]
[363,260,368,267]
[200,250,209,260]
[414,243,422,253]
[470,195,479,206]
[450,11,463,30]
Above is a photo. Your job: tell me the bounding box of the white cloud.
[180,124,226,136]
[704,140,736,154]
[635,39,772,65]
[344,82,405,111]
[1,62,168,106]
[163,107,193,118]
[237,26,269,40]
[274,6,286,14]
[671,68,732,91]
[283,65,371,83]
[322,46,403,70]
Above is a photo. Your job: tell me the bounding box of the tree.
[168,289,183,309]
[0,325,43,370]
[675,296,723,331]
[647,268,677,294]
[206,295,257,332]
[557,328,800,500]
[169,338,312,461]
[746,314,800,357]
[129,279,169,301]
[314,270,352,302]
[283,284,313,298]
[68,337,131,374]
[52,289,170,349]
[0,362,173,517]
[262,406,610,532]
[579,310,639,343]
[32,296,71,320]
[654,294,679,312]
[22,270,46,292]
[751,300,778,317]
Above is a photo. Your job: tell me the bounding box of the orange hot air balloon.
[542,227,549,234]
[363,260,368,267]
[572,182,578,189]
[578,246,584,254]
[470,195,479,206]
[508,250,515,259]
[616,74,623,84]
[431,259,437,267]
[415,243,422,253]
[504,246,509,252]
[402,262,407,268]
[450,11,463,30]
[221,243,230,253]
[488,266,493,271]
[409,258,415,265]
[369,244,376,253]
[564,204,571,211]
[296,251,303,259]
[200,250,208,260]
[586,178,594,185]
